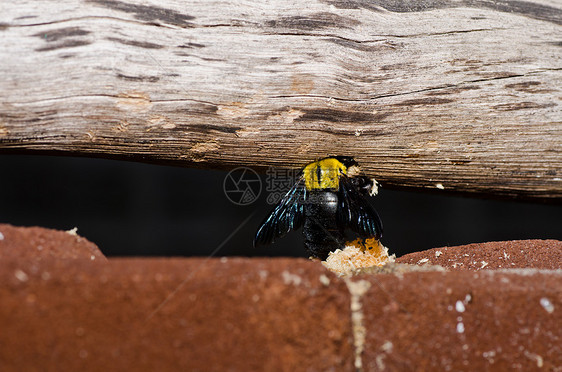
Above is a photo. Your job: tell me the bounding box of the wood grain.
[0,0,561,199]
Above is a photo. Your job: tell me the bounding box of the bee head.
[331,156,357,168]
[329,156,362,177]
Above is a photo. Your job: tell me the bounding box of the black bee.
[254,156,383,260]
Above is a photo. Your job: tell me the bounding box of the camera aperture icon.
[223,167,262,206]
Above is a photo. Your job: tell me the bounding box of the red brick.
[0,224,105,261]
[397,240,562,270]
[358,270,562,371]
[0,257,354,372]
[1,224,560,371]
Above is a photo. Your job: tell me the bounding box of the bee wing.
[337,175,383,239]
[253,176,306,247]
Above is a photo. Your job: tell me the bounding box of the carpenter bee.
[254,156,383,260]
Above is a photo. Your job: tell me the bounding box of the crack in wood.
[32,26,91,42]
[5,16,175,28]
[106,36,163,49]
[264,27,506,42]
[268,69,559,103]
[4,95,223,107]
[35,39,92,52]
[86,0,196,27]
[323,0,562,25]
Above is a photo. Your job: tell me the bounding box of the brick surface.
[0,257,354,372]
[358,270,562,371]
[1,224,560,371]
[396,240,562,270]
[0,224,105,261]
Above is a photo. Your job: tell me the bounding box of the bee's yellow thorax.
[303,158,347,190]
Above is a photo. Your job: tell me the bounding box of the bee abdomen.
[303,191,344,260]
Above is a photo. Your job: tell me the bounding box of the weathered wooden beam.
[0,0,560,199]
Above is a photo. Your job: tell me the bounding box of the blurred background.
[0,154,560,258]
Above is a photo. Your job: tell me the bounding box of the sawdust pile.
[322,238,395,276]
